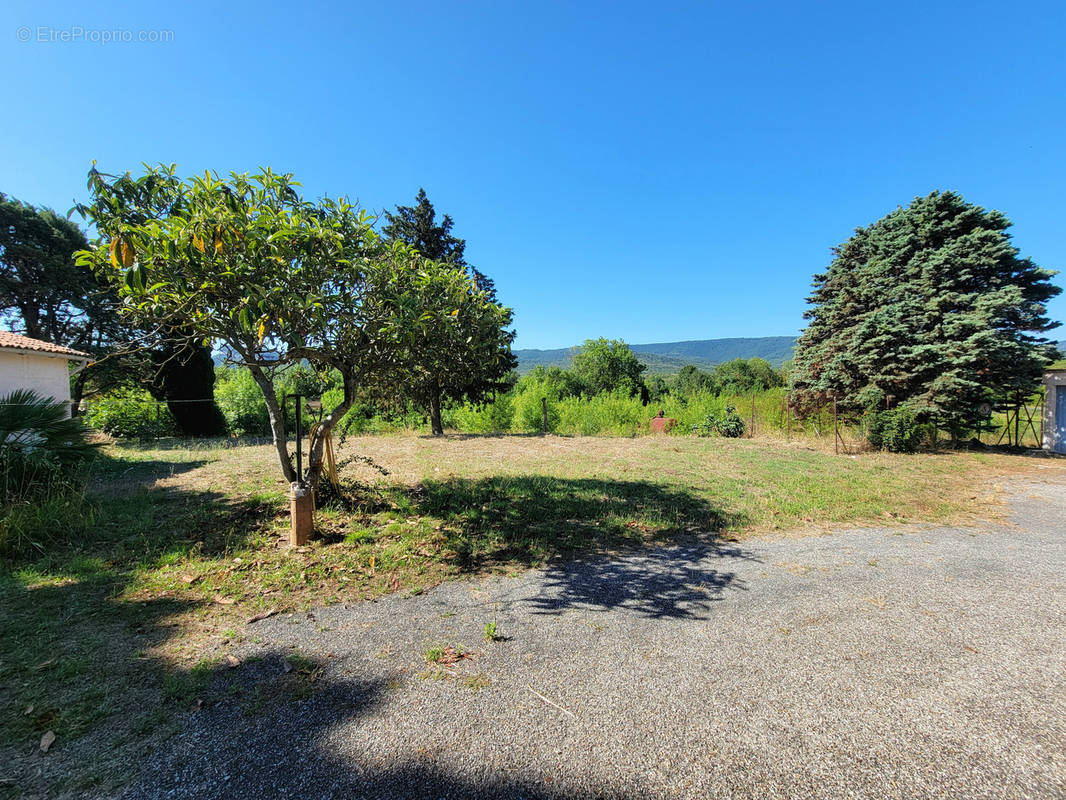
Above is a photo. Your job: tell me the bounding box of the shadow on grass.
[407,474,745,568]
[382,475,755,619]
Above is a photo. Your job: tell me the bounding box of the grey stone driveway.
[124,477,1066,799]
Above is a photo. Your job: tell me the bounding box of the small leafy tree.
[572,338,647,398]
[381,189,515,434]
[76,165,463,489]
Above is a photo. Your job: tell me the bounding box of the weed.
[462,673,490,691]
[424,645,446,664]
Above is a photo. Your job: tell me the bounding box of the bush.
[691,403,746,438]
[1,389,99,501]
[84,387,176,438]
[866,407,924,453]
[442,393,514,433]
[214,367,270,436]
[1,390,99,555]
[556,391,646,436]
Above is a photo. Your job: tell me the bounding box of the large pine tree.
[791,191,1060,427]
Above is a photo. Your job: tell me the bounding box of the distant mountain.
[514,336,798,375]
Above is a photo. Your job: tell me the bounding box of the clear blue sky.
[2,0,1064,349]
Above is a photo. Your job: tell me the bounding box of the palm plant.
[0,389,99,504]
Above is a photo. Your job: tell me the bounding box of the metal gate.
[1056,386,1066,454]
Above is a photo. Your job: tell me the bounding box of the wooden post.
[541,397,548,435]
[833,397,839,455]
[289,482,313,546]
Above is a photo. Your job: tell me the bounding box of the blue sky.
[2,0,1064,349]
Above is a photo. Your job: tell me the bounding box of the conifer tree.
[791,191,1060,427]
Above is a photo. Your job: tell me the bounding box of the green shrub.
[84,387,176,438]
[691,403,746,438]
[1,390,99,555]
[214,367,270,436]
[1,389,99,500]
[442,393,514,433]
[556,391,647,436]
[866,407,924,453]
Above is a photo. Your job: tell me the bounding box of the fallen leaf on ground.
[437,646,472,665]
[180,573,198,584]
[214,596,236,605]
[39,731,56,753]
[247,608,278,624]
[225,655,240,668]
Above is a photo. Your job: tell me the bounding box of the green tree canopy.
[75,164,471,485]
[708,357,784,395]
[790,190,1061,425]
[571,338,646,398]
[381,189,515,434]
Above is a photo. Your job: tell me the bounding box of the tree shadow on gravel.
[527,541,756,620]
[121,653,644,800]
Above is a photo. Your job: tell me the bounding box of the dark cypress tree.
[149,336,228,437]
[791,191,1060,427]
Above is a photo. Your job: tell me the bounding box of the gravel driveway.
[124,476,1066,799]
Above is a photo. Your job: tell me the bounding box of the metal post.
[284,392,312,546]
[1041,389,1046,448]
[294,393,303,479]
[833,397,839,455]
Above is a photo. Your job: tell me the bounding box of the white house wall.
[0,351,73,414]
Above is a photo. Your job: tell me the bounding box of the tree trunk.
[428,388,443,436]
[247,363,297,484]
[306,375,359,490]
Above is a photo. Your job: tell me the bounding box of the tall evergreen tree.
[382,189,515,434]
[791,190,1060,427]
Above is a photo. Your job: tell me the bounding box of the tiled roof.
[0,330,90,359]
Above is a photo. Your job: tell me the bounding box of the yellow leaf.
[257,320,266,343]
[119,240,134,268]
[109,239,119,268]
[450,309,459,317]
[192,233,205,253]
